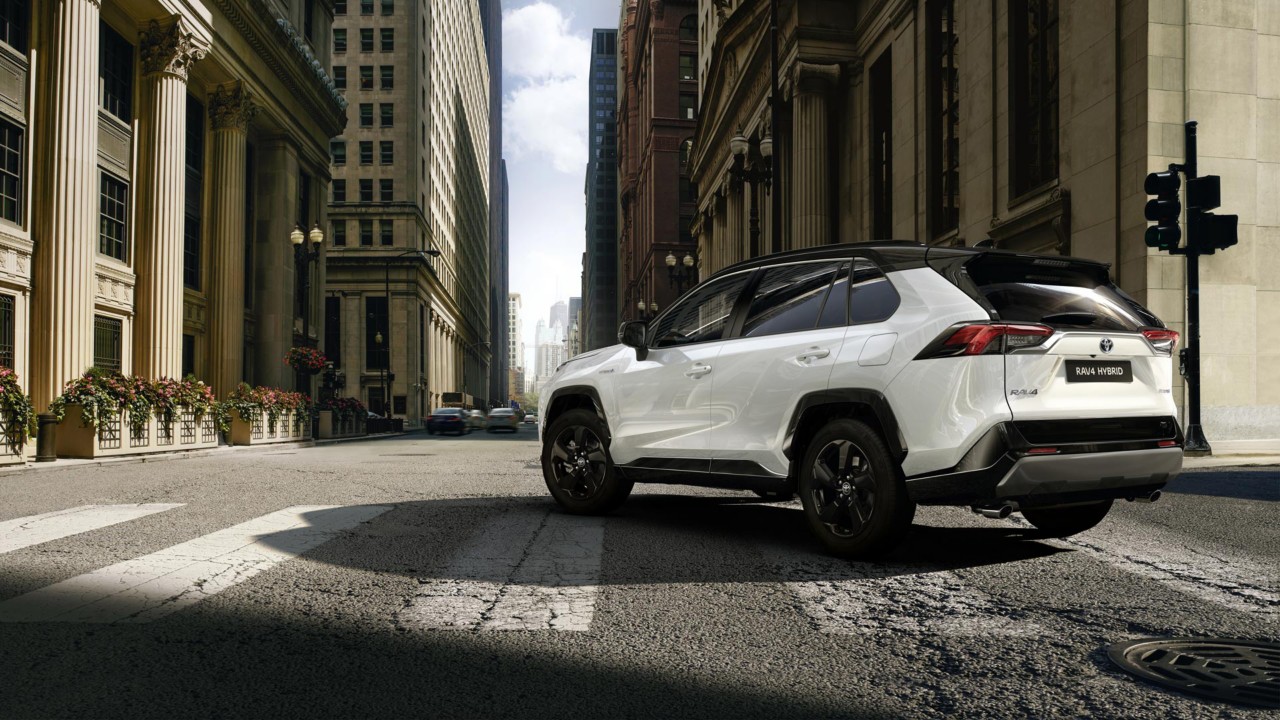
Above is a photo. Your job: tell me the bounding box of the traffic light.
[1185,174,1238,254]
[1144,170,1182,251]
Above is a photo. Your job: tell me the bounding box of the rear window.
[433,408,463,416]
[964,255,1161,332]
[489,409,513,416]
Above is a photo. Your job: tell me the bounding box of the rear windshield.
[964,256,1161,332]
[490,409,513,416]
[433,409,463,416]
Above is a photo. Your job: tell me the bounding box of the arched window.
[679,14,696,41]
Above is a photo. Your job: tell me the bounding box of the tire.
[541,408,632,515]
[798,418,915,558]
[1021,500,1113,538]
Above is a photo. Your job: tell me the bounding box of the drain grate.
[1107,638,1280,709]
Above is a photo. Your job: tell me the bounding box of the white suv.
[539,243,1183,557]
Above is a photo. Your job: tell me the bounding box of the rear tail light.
[1026,447,1059,455]
[915,323,1055,359]
[1141,328,1179,355]
[1157,439,1180,448]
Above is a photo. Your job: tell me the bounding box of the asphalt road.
[0,428,1275,719]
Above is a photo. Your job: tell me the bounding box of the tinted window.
[743,262,844,338]
[816,265,851,328]
[848,261,901,324]
[433,408,462,416]
[650,272,753,348]
[966,255,1158,331]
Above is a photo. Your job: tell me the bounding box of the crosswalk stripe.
[0,505,390,624]
[0,504,185,555]
[398,507,605,632]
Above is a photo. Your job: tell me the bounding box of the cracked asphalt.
[0,429,1276,719]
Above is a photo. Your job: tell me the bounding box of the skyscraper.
[582,29,619,351]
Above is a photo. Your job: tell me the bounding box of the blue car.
[426,408,469,435]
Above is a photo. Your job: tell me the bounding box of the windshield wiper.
[1041,311,1098,326]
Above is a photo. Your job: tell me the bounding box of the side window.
[847,260,901,324]
[650,272,753,348]
[743,262,844,338]
[816,264,851,328]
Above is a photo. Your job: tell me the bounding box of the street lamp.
[728,130,774,259]
[665,251,698,293]
[292,222,324,393]
[379,247,440,422]
[374,329,386,418]
[636,300,659,321]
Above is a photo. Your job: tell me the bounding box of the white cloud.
[502,2,590,173]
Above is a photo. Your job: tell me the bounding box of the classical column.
[133,18,206,380]
[253,141,300,389]
[30,0,102,411]
[726,182,744,268]
[205,83,255,397]
[791,62,840,250]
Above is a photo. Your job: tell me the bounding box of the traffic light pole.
[1177,122,1211,455]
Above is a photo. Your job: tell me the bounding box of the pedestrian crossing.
[0,501,1274,632]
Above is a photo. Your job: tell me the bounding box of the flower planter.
[0,422,29,466]
[55,405,219,459]
[318,410,367,440]
[229,410,312,446]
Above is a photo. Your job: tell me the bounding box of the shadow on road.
[1162,469,1280,501]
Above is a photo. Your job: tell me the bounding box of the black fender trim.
[544,385,611,442]
[784,389,907,463]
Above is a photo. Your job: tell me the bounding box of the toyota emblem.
[1100,338,1114,354]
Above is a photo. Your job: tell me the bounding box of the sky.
[502,0,620,374]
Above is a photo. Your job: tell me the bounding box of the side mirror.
[618,321,648,360]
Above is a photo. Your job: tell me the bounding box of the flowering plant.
[318,396,366,424]
[152,376,218,429]
[0,368,36,451]
[52,369,223,437]
[284,347,327,373]
[50,368,135,430]
[224,384,313,434]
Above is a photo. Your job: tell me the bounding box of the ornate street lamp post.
[665,251,698,294]
[728,131,773,259]
[291,223,324,403]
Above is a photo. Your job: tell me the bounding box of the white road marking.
[398,507,605,632]
[0,505,390,624]
[0,504,184,555]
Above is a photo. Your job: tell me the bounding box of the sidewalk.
[1182,453,1280,470]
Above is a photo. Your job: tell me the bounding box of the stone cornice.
[140,16,208,81]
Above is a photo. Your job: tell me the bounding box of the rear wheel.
[542,409,632,515]
[798,419,914,558]
[1021,500,1113,538]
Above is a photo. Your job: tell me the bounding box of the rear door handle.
[685,364,712,378]
[797,347,831,363]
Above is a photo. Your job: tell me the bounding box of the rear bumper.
[906,419,1183,507]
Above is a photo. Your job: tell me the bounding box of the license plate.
[1065,360,1132,383]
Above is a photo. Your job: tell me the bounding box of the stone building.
[326,0,492,420]
[617,0,700,324]
[0,0,344,410]
[690,0,1280,449]
[582,28,619,351]
[482,0,509,411]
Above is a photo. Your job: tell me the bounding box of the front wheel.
[1021,501,1113,538]
[798,419,914,558]
[541,409,632,515]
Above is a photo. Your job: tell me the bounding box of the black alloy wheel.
[541,409,633,515]
[798,419,914,557]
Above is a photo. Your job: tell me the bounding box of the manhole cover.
[1107,638,1280,708]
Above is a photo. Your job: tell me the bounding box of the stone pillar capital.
[208,83,257,131]
[793,61,841,96]
[139,17,207,81]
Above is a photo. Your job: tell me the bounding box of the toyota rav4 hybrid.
[538,242,1184,557]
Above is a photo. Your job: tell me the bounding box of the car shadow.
[1161,469,1280,501]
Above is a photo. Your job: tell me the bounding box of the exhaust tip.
[976,504,1013,519]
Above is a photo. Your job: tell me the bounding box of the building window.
[333,65,346,89]
[333,219,346,246]
[334,0,346,15]
[181,334,195,378]
[360,0,372,14]
[359,179,372,202]
[334,29,346,53]
[380,65,394,90]
[927,0,960,238]
[333,179,346,202]
[366,296,388,370]
[184,96,204,290]
[380,141,393,164]
[360,28,373,52]
[93,316,123,372]
[381,0,393,15]
[1010,0,1059,198]
[0,0,27,53]
[360,65,373,89]
[0,294,12,368]
[379,219,393,245]
[380,103,393,127]
[380,28,394,52]
[99,23,133,122]
[0,119,21,224]
[379,179,392,202]
[679,53,696,81]
[359,218,373,245]
[331,140,346,165]
[679,93,696,120]
[870,50,893,240]
[679,14,696,41]
[359,103,373,127]
[99,172,127,261]
[303,0,315,42]
[359,140,373,164]
[325,296,341,368]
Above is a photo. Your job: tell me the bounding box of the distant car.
[465,409,488,430]
[426,408,468,435]
[522,413,538,425]
[486,408,518,432]
[367,411,384,420]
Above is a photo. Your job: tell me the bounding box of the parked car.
[537,242,1183,558]
[486,408,519,432]
[426,408,468,435]
[465,409,488,431]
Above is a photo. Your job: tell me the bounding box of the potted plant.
[284,347,327,375]
[0,368,36,458]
